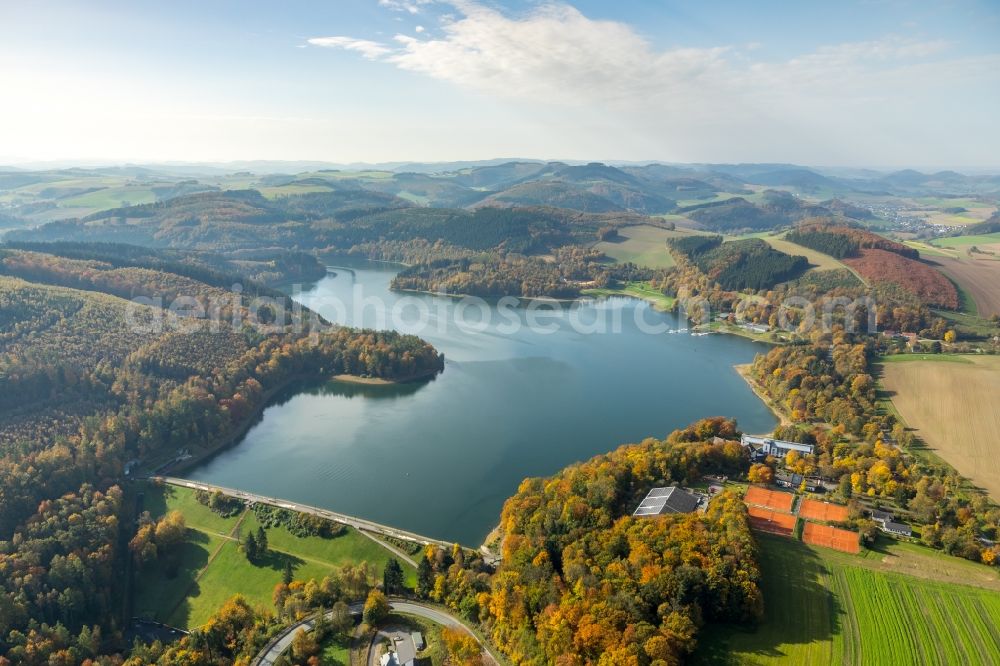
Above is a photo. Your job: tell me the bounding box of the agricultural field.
[932,255,1000,317]
[258,183,337,198]
[594,223,696,268]
[760,233,849,272]
[931,232,1000,248]
[134,483,417,630]
[696,534,1000,666]
[906,198,997,227]
[880,355,1000,500]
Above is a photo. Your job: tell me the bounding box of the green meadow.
[134,483,417,630]
[697,534,1000,666]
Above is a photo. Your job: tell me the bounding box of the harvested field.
[802,522,860,554]
[798,498,850,523]
[744,486,795,513]
[881,356,1000,500]
[930,254,1000,317]
[747,505,797,537]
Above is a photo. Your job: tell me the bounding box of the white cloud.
[301,2,1000,164]
[309,3,978,110]
[378,0,433,14]
[307,36,392,58]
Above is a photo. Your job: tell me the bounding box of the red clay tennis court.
[798,498,850,523]
[802,522,860,554]
[747,505,797,537]
[744,486,795,513]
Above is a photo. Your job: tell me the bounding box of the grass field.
[880,355,1000,500]
[697,534,1000,665]
[931,232,1000,248]
[259,184,336,198]
[761,234,849,273]
[58,185,158,211]
[581,280,676,311]
[319,635,350,666]
[594,223,697,268]
[135,483,417,629]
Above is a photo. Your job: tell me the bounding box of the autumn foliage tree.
[482,418,762,665]
[748,463,775,485]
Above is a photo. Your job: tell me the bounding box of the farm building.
[633,486,700,516]
[741,434,815,459]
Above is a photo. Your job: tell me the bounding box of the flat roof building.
[633,486,700,517]
[741,434,815,458]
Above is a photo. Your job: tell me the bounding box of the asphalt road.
[253,600,499,666]
[160,477,456,549]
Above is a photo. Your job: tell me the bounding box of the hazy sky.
[1,0,998,167]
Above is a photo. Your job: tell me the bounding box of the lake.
[187,260,776,545]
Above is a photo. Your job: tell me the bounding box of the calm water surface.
[188,261,776,545]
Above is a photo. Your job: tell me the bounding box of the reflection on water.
[189,259,776,545]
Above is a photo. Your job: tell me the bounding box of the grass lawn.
[168,538,337,628]
[136,483,418,629]
[582,281,676,311]
[142,482,240,535]
[133,530,224,622]
[319,635,351,665]
[696,533,1000,665]
[242,512,418,587]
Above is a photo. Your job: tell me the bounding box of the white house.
[741,434,814,458]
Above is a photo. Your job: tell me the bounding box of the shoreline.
[152,367,441,476]
[734,363,792,428]
[332,368,441,385]
[147,372,312,477]
[581,284,676,312]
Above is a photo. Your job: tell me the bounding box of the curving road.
[253,600,499,666]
